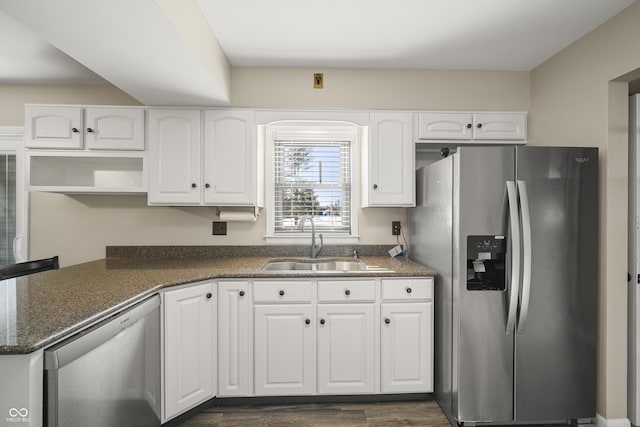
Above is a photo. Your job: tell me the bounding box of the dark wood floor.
[178,400,452,427]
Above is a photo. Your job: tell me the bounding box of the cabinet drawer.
[381,278,433,301]
[318,280,375,303]
[253,280,312,303]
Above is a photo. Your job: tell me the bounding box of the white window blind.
[0,154,16,265]
[273,139,351,234]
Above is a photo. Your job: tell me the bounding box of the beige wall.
[232,68,530,111]
[4,71,530,266]
[0,84,140,126]
[530,1,640,420]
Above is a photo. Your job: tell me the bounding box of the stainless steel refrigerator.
[409,146,598,425]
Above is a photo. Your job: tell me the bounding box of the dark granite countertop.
[0,246,435,355]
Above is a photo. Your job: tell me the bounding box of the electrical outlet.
[212,221,227,235]
[392,221,401,236]
[314,73,324,88]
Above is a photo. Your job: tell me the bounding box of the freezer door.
[514,146,598,421]
[454,147,515,423]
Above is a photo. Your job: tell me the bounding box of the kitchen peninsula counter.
[0,245,435,355]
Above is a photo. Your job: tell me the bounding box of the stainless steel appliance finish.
[44,295,161,427]
[409,146,598,425]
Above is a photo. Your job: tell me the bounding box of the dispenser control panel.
[466,235,506,291]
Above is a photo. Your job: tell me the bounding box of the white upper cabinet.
[148,109,202,205]
[85,107,145,150]
[415,112,473,140]
[25,105,147,193]
[148,108,260,206]
[363,112,415,207]
[415,111,527,143]
[26,105,145,150]
[472,112,527,140]
[203,110,256,206]
[25,106,83,149]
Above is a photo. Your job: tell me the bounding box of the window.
[265,123,359,243]
[0,154,16,265]
[0,127,25,265]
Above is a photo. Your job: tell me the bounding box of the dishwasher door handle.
[45,295,160,370]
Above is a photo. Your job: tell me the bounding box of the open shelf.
[28,152,146,194]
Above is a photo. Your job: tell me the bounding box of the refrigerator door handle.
[516,180,533,333]
[506,180,521,334]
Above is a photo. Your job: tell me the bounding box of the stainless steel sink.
[314,261,368,271]
[262,259,369,272]
[261,261,315,271]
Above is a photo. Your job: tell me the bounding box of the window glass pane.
[0,154,16,265]
[274,140,351,234]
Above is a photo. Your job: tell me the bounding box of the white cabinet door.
[254,304,314,396]
[473,112,527,140]
[380,302,433,393]
[163,282,215,421]
[148,109,202,204]
[203,110,255,205]
[25,106,83,149]
[365,113,414,207]
[415,112,473,140]
[85,107,145,150]
[317,304,375,394]
[218,281,252,396]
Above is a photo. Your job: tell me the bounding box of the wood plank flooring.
[178,400,452,427]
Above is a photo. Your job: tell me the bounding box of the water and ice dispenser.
[466,235,506,291]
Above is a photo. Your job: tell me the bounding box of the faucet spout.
[298,216,323,258]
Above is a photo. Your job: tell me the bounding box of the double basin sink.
[262,259,385,273]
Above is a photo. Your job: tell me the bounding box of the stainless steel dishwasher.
[44,295,161,427]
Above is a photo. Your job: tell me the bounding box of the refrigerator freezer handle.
[516,180,532,334]
[506,181,521,334]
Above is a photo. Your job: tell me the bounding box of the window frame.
[264,122,360,244]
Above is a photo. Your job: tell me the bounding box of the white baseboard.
[596,413,632,427]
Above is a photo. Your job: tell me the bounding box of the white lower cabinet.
[380,302,433,393]
[217,281,252,396]
[380,278,434,393]
[162,275,434,420]
[254,304,314,395]
[317,304,375,394]
[163,282,216,422]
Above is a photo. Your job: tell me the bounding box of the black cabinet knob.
[239,290,245,297]
[406,287,412,294]
[373,184,378,189]
[320,319,326,325]
[466,123,472,129]
[384,318,391,324]
[477,123,483,128]
[205,183,210,188]
[305,319,311,325]
[206,292,212,299]
[191,183,197,188]
[279,290,285,296]
[345,289,351,296]
[86,128,94,133]
[71,127,79,133]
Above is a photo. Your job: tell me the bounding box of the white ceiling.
[197,0,635,71]
[0,0,636,104]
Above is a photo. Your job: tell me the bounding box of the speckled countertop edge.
[1,246,435,355]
